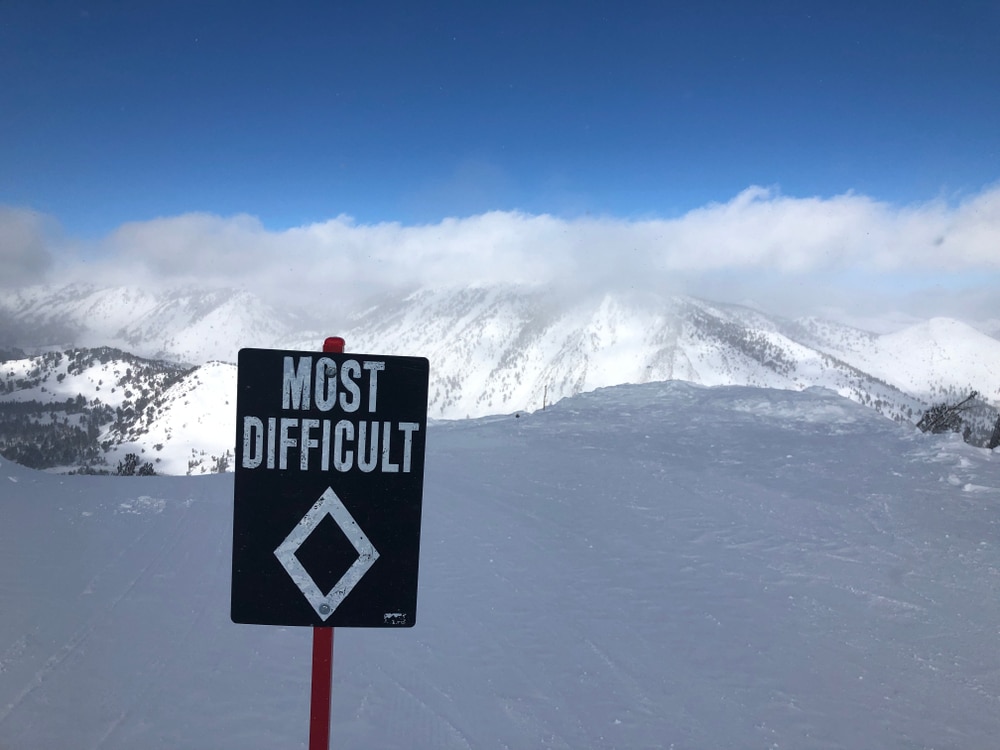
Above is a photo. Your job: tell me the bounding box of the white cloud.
[0,207,54,288]
[27,183,1000,318]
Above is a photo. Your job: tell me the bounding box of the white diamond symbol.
[274,487,380,622]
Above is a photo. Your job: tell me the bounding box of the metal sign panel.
[231,348,429,627]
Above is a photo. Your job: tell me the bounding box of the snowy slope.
[0,348,187,408]
[0,348,192,471]
[2,383,1000,748]
[844,318,1000,402]
[340,287,928,421]
[975,317,1000,341]
[114,289,310,364]
[0,348,234,475]
[797,315,1000,402]
[0,284,162,347]
[104,361,238,476]
[0,284,310,364]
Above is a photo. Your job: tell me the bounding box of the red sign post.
[309,336,344,749]
[231,334,428,748]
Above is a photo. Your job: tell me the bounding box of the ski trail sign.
[231,348,429,627]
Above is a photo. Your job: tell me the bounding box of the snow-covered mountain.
[2,283,998,473]
[794,315,1000,402]
[336,286,942,420]
[3,383,1000,748]
[104,360,238,476]
[0,284,311,364]
[0,347,193,471]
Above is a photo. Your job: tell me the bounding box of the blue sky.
[1,1,998,320]
[4,0,999,232]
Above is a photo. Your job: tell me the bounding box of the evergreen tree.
[917,392,978,435]
[116,453,140,476]
[115,453,155,476]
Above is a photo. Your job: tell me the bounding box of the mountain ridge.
[1,282,998,473]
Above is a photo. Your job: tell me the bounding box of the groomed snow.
[2,382,999,748]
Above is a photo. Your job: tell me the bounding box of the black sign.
[231,348,429,627]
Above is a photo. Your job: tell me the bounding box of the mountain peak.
[2,283,998,473]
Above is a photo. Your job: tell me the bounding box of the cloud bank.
[19,184,1000,318]
[0,207,55,288]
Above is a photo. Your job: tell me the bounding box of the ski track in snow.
[0,498,196,748]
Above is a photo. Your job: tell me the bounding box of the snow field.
[2,382,999,747]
